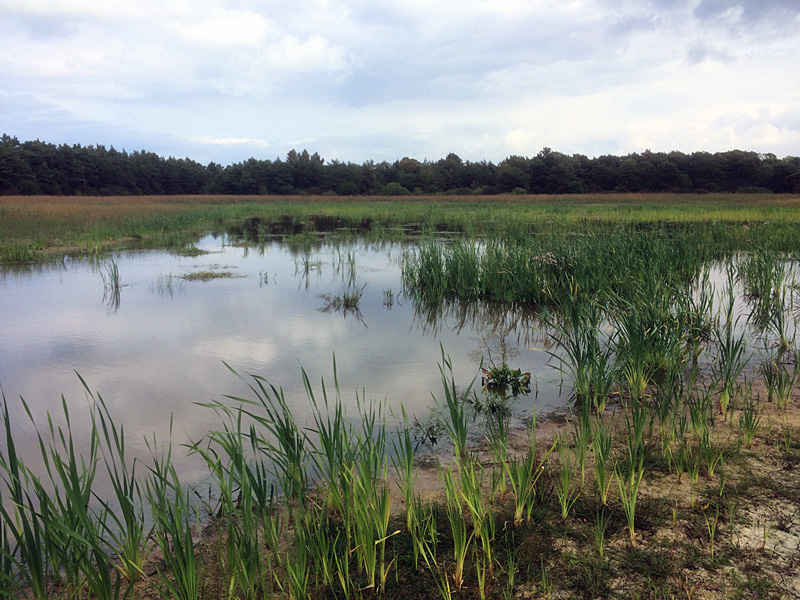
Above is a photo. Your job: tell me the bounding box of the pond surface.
[0,235,560,489]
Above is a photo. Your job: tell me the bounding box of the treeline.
[2,133,800,196]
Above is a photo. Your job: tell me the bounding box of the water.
[0,235,560,489]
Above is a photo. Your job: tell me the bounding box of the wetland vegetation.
[2,194,800,599]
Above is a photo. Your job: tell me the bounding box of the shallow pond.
[0,235,561,489]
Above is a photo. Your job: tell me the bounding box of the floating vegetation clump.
[181,270,235,281]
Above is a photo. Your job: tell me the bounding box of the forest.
[2,133,799,197]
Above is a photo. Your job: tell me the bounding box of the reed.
[188,407,264,600]
[680,269,715,364]
[571,401,592,488]
[554,435,581,519]
[100,257,123,308]
[615,452,644,548]
[304,360,357,516]
[440,465,472,592]
[391,407,424,566]
[687,449,701,509]
[484,405,510,499]
[0,399,53,600]
[545,299,615,413]
[698,429,724,480]
[739,393,762,448]
[591,416,614,505]
[713,271,749,419]
[458,457,494,571]
[434,348,474,460]
[594,508,611,558]
[221,363,309,503]
[279,527,310,600]
[616,399,647,547]
[762,349,800,410]
[145,430,200,600]
[82,379,149,585]
[505,415,554,526]
[701,502,721,560]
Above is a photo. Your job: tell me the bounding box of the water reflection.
[1,236,565,494]
[411,296,551,351]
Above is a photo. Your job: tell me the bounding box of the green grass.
[4,193,800,264]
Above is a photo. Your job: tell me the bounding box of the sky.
[1,0,799,166]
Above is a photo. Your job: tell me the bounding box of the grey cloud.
[686,39,731,64]
[1,13,79,40]
[694,0,800,25]
[607,15,657,37]
[648,0,689,9]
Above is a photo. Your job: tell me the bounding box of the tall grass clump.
[440,465,472,592]
[505,413,554,526]
[0,398,50,600]
[403,227,714,310]
[713,273,749,419]
[615,402,646,548]
[391,407,432,569]
[188,406,267,600]
[759,348,799,410]
[81,376,149,585]
[221,363,309,503]
[0,392,143,600]
[591,416,614,505]
[545,299,615,413]
[433,348,474,460]
[146,433,200,600]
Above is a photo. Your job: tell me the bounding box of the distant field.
[2,193,800,262]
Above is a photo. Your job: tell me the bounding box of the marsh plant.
[681,270,716,364]
[100,257,123,310]
[554,435,581,519]
[505,415,554,526]
[591,416,614,505]
[320,283,367,318]
[738,247,797,353]
[440,465,472,592]
[739,392,762,448]
[760,349,799,410]
[545,299,615,413]
[702,502,721,560]
[713,273,749,419]
[616,400,647,547]
[435,348,474,460]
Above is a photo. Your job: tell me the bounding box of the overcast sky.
[1,0,799,166]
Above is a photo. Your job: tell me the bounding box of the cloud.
[172,11,272,46]
[1,0,799,163]
[197,136,270,147]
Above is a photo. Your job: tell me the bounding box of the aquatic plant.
[545,299,615,412]
[434,348,475,460]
